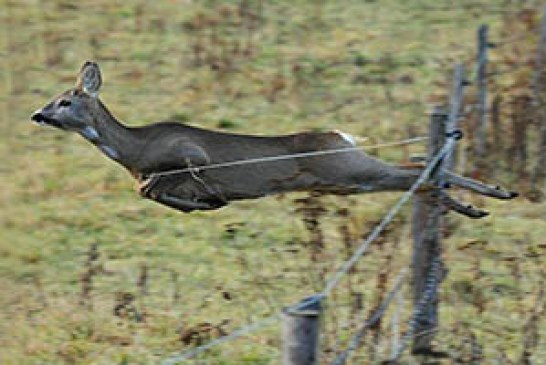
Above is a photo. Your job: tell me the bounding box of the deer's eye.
[58,99,72,107]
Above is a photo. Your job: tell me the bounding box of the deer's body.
[68,110,419,211]
[30,62,515,214]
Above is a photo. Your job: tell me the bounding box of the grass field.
[1,1,545,363]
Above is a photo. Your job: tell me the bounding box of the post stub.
[282,295,322,365]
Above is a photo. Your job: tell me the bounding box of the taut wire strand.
[150,136,428,178]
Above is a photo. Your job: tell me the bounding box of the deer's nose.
[31,111,46,124]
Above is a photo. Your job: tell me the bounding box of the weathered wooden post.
[446,64,466,172]
[475,24,489,159]
[411,106,447,353]
[410,65,465,354]
[282,295,322,365]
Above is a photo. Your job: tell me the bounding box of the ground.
[0,1,545,364]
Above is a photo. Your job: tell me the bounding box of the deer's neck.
[82,100,145,170]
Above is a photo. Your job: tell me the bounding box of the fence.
[160,10,546,365]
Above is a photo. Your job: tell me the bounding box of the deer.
[31,61,517,215]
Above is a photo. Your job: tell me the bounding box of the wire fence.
[160,129,459,364]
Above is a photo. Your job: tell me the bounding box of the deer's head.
[31,61,103,140]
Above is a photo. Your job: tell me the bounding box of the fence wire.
[150,136,428,178]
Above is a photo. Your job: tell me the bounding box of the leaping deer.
[31,62,516,214]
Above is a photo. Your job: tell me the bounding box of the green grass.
[1,0,545,363]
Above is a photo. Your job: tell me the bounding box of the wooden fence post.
[411,106,447,353]
[410,65,465,354]
[446,63,465,172]
[475,24,489,160]
[282,295,322,365]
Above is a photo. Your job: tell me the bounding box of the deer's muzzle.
[31,112,63,129]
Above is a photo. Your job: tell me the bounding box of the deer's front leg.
[153,193,225,213]
[138,174,227,213]
[136,141,228,212]
[138,174,162,199]
[139,168,227,213]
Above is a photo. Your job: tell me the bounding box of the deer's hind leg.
[300,148,424,193]
[444,171,518,199]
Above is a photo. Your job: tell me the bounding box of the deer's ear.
[76,61,102,97]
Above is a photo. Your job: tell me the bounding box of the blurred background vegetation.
[0,0,545,363]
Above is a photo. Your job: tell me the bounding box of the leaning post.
[282,295,322,365]
[411,106,447,353]
[475,24,489,160]
[446,63,465,172]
